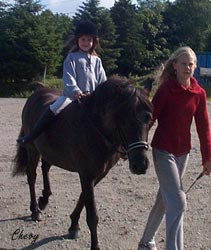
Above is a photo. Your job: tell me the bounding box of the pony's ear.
[143,77,154,97]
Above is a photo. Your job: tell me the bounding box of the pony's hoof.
[31,211,42,222]
[92,247,101,250]
[68,227,80,239]
[38,196,48,210]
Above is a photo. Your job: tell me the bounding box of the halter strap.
[127,141,149,153]
[78,101,149,156]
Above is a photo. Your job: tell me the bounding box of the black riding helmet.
[74,20,98,37]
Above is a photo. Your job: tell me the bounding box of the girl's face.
[173,54,196,85]
[78,35,94,52]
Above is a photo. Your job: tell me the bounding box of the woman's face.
[173,54,196,84]
[78,35,94,52]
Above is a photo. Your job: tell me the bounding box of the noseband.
[126,141,149,153]
[118,128,149,156]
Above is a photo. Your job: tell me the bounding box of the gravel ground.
[0,98,210,250]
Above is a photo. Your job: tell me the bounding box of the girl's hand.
[203,160,211,175]
[74,91,83,100]
[74,91,90,100]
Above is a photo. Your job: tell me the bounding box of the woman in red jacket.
[138,46,211,250]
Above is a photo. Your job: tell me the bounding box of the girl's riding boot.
[17,108,55,146]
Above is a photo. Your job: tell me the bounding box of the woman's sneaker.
[138,241,158,250]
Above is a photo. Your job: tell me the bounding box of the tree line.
[1,0,211,86]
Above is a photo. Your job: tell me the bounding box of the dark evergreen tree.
[204,26,211,51]
[0,0,72,82]
[34,10,65,77]
[2,0,211,87]
[53,13,73,77]
[137,0,170,70]
[0,1,41,82]
[163,0,211,52]
[110,0,144,76]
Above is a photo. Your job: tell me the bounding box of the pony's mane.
[82,75,152,114]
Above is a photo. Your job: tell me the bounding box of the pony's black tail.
[13,128,28,176]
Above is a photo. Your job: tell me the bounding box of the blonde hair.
[156,46,197,86]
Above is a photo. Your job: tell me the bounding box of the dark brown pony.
[13,76,153,250]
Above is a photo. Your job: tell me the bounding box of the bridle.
[118,127,149,157]
[83,114,149,157]
[126,141,149,153]
[77,99,150,156]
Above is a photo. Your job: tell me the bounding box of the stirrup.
[17,137,27,145]
[17,135,33,146]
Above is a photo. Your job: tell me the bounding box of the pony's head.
[88,76,153,175]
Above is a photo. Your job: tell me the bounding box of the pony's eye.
[144,112,152,123]
[136,111,152,124]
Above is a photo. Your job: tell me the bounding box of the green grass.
[44,78,62,89]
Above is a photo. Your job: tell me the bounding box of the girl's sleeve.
[194,90,211,165]
[63,55,81,99]
[96,58,107,85]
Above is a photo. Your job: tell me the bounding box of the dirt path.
[0,98,210,250]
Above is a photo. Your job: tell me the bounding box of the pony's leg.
[38,158,52,210]
[68,192,84,239]
[80,175,100,250]
[26,146,41,221]
[68,172,108,240]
